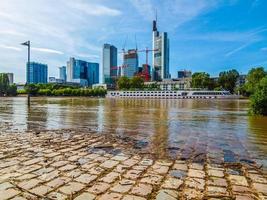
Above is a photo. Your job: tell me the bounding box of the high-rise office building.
[6,73,14,84]
[59,66,67,82]
[102,44,117,84]
[122,49,139,78]
[67,57,99,86]
[152,20,170,81]
[87,62,99,86]
[27,62,48,84]
[177,70,192,79]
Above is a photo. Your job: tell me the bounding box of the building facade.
[87,62,99,86]
[49,77,65,84]
[236,74,247,87]
[145,78,192,91]
[177,70,192,79]
[27,62,48,84]
[6,73,14,84]
[59,66,67,82]
[102,44,117,84]
[67,57,99,86]
[152,20,170,81]
[122,49,139,78]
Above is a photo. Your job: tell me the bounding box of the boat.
[106,90,240,99]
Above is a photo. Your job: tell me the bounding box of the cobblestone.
[0,131,266,199]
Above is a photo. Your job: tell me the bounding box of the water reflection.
[0,97,266,166]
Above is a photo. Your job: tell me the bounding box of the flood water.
[0,97,267,167]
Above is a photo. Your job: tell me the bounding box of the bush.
[250,76,267,115]
[38,89,52,96]
[25,84,39,96]
[17,89,27,95]
[7,84,17,96]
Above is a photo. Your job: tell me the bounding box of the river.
[0,97,267,167]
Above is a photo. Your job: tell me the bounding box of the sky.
[0,0,266,83]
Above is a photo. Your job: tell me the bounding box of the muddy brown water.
[0,97,267,168]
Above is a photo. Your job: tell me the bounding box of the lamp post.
[21,41,31,106]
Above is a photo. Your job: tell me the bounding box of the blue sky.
[0,0,266,83]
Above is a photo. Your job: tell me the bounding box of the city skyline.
[0,0,267,83]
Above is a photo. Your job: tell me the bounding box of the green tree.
[130,76,144,89]
[250,76,267,115]
[245,67,266,95]
[117,76,130,90]
[191,72,211,89]
[7,84,17,96]
[218,69,239,93]
[0,73,10,96]
[25,84,39,96]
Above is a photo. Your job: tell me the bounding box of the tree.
[250,76,267,115]
[25,84,39,96]
[191,72,211,89]
[245,67,266,95]
[0,73,10,96]
[218,69,239,93]
[117,76,130,90]
[130,76,144,89]
[7,84,17,96]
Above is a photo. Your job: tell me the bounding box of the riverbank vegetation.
[19,83,106,97]
[0,73,17,96]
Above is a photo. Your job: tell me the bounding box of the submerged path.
[0,130,266,200]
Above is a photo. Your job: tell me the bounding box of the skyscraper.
[27,62,48,84]
[6,73,14,84]
[122,49,139,78]
[152,20,170,81]
[177,70,192,79]
[102,44,117,84]
[59,66,66,82]
[87,62,99,86]
[67,57,99,86]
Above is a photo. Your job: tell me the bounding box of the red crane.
[136,47,158,81]
[110,47,158,82]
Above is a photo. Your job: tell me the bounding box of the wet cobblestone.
[0,131,266,199]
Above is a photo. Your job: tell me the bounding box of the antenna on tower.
[153,8,158,32]
[135,34,137,50]
[155,8,157,23]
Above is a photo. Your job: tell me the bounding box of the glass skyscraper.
[27,62,48,84]
[102,44,117,84]
[87,62,99,86]
[152,20,170,81]
[122,49,139,78]
[67,57,99,86]
[59,66,66,82]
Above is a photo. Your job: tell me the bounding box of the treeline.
[19,83,107,97]
[117,76,160,90]
[244,67,267,115]
[117,76,145,90]
[0,73,17,96]
[191,69,240,93]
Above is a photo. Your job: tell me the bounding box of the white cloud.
[76,53,100,59]
[225,41,254,57]
[0,44,22,51]
[130,0,220,29]
[176,27,267,44]
[67,2,122,16]
[32,47,64,55]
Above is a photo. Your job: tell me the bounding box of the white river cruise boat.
[107,90,240,99]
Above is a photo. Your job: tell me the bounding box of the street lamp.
[21,40,31,106]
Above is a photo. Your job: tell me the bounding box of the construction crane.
[136,47,158,81]
[110,44,158,82]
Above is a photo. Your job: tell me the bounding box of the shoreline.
[0,129,266,199]
[6,95,250,100]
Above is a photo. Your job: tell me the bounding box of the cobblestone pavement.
[0,130,267,200]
